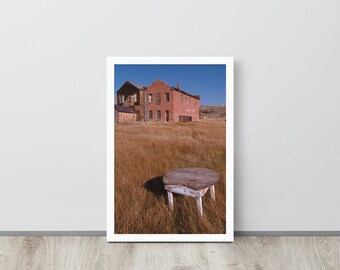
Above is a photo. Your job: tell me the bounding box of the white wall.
[1,0,339,231]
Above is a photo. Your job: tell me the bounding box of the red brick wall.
[146,80,173,121]
[146,80,200,122]
[172,90,200,122]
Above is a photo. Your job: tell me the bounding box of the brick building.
[116,80,200,123]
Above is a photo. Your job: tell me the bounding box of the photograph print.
[107,57,234,242]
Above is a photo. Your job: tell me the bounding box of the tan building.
[114,105,138,124]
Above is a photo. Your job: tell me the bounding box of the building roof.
[148,79,200,100]
[117,80,200,100]
[115,105,136,113]
[127,81,145,90]
[170,86,200,100]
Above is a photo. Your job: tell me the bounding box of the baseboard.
[235,231,340,236]
[0,231,106,236]
[0,231,340,236]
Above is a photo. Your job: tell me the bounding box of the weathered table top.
[163,168,219,190]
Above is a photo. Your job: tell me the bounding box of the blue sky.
[114,64,226,105]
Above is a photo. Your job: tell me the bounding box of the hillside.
[200,105,226,119]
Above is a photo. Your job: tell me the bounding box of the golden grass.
[114,119,226,234]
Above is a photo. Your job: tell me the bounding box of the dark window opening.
[156,93,161,105]
[157,110,161,120]
[165,93,170,102]
[165,110,169,122]
[179,115,192,122]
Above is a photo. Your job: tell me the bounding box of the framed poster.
[107,57,234,242]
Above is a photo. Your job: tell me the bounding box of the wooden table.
[163,168,219,216]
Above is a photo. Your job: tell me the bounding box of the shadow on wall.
[143,176,167,196]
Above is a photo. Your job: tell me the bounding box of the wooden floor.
[0,236,339,269]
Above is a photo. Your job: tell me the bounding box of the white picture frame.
[107,57,234,242]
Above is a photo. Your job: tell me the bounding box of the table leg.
[196,197,203,217]
[210,185,216,201]
[167,191,173,210]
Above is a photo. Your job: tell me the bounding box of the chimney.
[177,82,180,89]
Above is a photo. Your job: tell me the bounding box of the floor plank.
[0,237,339,269]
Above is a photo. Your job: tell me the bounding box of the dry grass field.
[114,119,226,234]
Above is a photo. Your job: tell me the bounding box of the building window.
[165,93,170,102]
[149,110,153,120]
[121,95,125,103]
[156,93,161,105]
[181,94,183,103]
[157,110,161,120]
[165,110,169,122]
[127,96,131,103]
[148,94,152,103]
[134,93,137,102]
